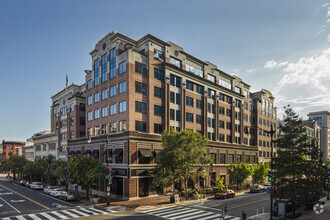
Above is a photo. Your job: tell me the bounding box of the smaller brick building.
[0,140,25,161]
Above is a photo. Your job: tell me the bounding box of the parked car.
[49,188,64,197]
[215,190,235,199]
[19,180,27,186]
[250,185,266,193]
[30,182,44,190]
[44,186,60,194]
[24,181,31,188]
[59,191,77,201]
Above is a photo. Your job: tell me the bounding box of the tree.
[215,177,225,192]
[34,155,56,184]
[1,155,28,180]
[52,160,69,190]
[227,162,252,189]
[68,155,107,200]
[274,106,328,215]
[153,129,211,200]
[252,163,269,184]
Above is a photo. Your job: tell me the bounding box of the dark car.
[59,191,77,201]
[215,190,235,199]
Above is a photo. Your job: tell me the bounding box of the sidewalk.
[94,189,251,210]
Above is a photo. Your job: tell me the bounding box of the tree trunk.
[185,179,188,200]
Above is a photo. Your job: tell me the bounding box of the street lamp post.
[265,125,276,220]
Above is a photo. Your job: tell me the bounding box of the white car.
[44,186,60,194]
[49,188,64,197]
[30,182,43,190]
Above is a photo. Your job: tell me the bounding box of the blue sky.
[0,0,329,141]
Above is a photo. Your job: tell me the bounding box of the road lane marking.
[0,196,21,213]
[39,192,72,205]
[0,184,50,210]
[39,212,57,220]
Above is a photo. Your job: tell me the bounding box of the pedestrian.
[224,204,228,215]
[241,210,247,220]
[219,210,225,220]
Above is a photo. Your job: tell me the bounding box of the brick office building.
[68,31,277,200]
[51,83,86,160]
[0,140,25,161]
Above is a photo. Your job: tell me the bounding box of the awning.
[102,149,112,157]
[75,151,81,155]
[153,149,161,157]
[112,148,123,157]
[139,149,151,157]
[92,150,99,156]
[83,150,91,156]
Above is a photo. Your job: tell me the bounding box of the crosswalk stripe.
[29,214,42,220]
[14,216,26,220]
[88,207,105,214]
[49,211,69,219]
[38,212,57,220]
[70,209,90,217]
[60,210,80,218]
[2,218,10,220]
[178,211,214,220]
[197,214,222,220]
[149,207,188,215]
[163,209,204,218]
[79,207,101,215]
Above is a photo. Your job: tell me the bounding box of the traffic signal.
[274,186,278,195]
[268,170,273,182]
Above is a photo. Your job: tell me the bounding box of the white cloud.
[246,68,257,73]
[273,48,330,119]
[264,60,288,69]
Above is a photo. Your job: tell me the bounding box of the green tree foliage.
[153,129,211,200]
[68,155,107,199]
[0,155,27,180]
[227,162,252,188]
[52,160,69,190]
[215,177,225,192]
[274,106,328,212]
[252,163,269,184]
[35,155,56,184]
[24,160,42,181]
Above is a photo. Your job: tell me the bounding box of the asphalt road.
[0,178,86,218]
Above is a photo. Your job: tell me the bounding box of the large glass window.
[154,105,164,116]
[228,154,234,163]
[196,84,204,95]
[208,89,215,99]
[154,86,164,98]
[110,48,116,79]
[176,110,181,122]
[176,93,181,105]
[135,101,147,114]
[94,92,100,103]
[136,121,146,132]
[135,61,146,75]
[88,96,93,105]
[207,74,215,83]
[170,109,175,120]
[94,109,100,119]
[110,85,116,97]
[186,113,193,122]
[170,92,175,103]
[219,79,232,90]
[186,81,194,91]
[102,89,108,100]
[102,107,108,117]
[154,49,164,62]
[119,81,126,94]
[119,121,126,131]
[87,80,92,89]
[186,97,194,107]
[119,61,126,74]
[94,59,99,86]
[101,54,107,82]
[110,104,117,115]
[196,100,203,109]
[235,86,241,94]
[220,154,226,164]
[154,124,164,134]
[119,101,126,113]
[186,64,203,77]
[196,115,203,124]
[88,112,93,121]
[154,68,164,81]
[170,57,181,68]
[136,81,147,95]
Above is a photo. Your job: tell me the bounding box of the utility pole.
[106,135,111,206]
[265,125,276,220]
